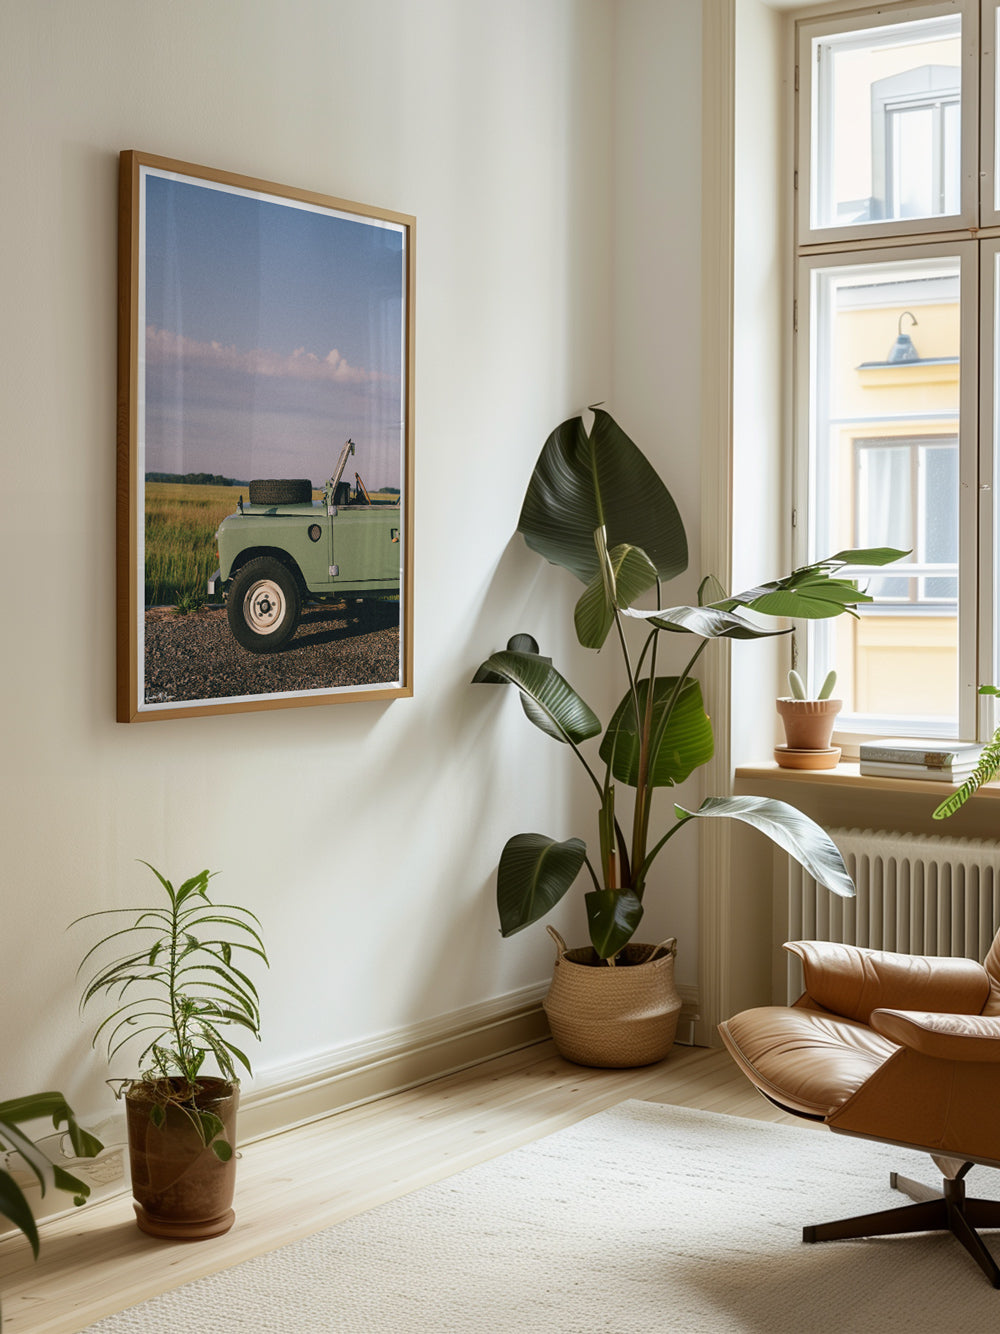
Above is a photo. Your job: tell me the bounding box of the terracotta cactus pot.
[776,696,842,750]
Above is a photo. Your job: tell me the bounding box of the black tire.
[248,478,313,505]
[226,557,301,653]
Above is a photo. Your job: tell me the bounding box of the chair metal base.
[803,1165,1000,1287]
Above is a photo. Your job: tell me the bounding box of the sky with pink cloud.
[140,168,407,490]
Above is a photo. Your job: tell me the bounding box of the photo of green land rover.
[208,439,401,653]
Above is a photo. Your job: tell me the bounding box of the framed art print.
[116,151,414,722]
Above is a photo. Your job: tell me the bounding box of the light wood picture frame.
[117,151,415,722]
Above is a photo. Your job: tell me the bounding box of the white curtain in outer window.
[858,445,912,598]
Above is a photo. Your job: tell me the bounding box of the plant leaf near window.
[474,409,907,960]
[933,686,1000,821]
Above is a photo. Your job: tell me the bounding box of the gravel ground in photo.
[143,601,401,704]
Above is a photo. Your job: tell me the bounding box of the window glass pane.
[856,444,913,599]
[943,100,961,214]
[921,444,959,600]
[809,256,960,725]
[890,105,935,217]
[812,14,961,230]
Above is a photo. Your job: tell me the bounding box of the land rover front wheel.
[227,558,301,653]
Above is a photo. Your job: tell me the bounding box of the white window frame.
[797,0,978,247]
[983,1,1000,227]
[794,241,979,739]
[980,236,1000,714]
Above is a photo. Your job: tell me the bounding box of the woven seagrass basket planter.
[542,927,682,1068]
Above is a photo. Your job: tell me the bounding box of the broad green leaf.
[698,573,728,604]
[0,1120,59,1195]
[600,677,713,788]
[739,580,871,620]
[674,797,855,898]
[517,409,688,585]
[50,1163,92,1206]
[0,1172,39,1257]
[0,1092,102,1255]
[827,548,911,566]
[0,1092,103,1162]
[473,650,602,745]
[638,604,790,641]
[585,889,644,959]
[497,833,587,935]
[575,538,659,649]
[212,1139,234,1161]
[712,550,909,622]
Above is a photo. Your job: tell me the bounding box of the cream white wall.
[728,0,791,1015]
[1,0,707,1126]
[0,0,620,1119]
[612,0,704,978]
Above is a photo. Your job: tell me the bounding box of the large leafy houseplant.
[474,409,905,961]
[0,1093,102,1256]
[73,864,268,1237]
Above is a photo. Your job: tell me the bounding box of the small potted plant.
[73,863,267,1239]
[775,668,843,768]
[473,409,904,1067]
[0,1092,102,1256]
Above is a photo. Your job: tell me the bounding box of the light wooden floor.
[0,1041,803,1334]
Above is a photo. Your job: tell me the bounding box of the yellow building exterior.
[823,286,959,719]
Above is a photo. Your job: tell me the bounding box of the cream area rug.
[81,1101,1000,1333]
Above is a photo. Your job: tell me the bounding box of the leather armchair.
[719,934,1000,1286]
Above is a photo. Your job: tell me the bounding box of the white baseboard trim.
[238,979,698,1142]
[1,983,552,1241]
[3,978,701,1242]
[239,982,552,1143]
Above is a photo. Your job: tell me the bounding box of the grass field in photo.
[144,482,244,607]
[145,480,400,608]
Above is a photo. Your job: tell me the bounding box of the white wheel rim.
[243,578,286,635]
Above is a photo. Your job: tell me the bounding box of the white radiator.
[784,827,1000,1003]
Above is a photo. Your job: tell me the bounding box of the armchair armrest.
[871,1008,1000,1063]
[784,939,991,1025]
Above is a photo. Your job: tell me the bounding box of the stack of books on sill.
[859,738,983,783]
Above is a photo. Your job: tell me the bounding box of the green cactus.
[787,667,836,700]
[818,669,838,700]
[787,669,807,700]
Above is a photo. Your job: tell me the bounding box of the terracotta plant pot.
[542,926,682,1068]
[776,697,842,750]
[125,1078,239,1240]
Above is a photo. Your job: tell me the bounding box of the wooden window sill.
[733,762,1000,840]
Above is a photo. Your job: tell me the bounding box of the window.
[874,66,961,219]
[794,0,998,740]
[805,9,971,238]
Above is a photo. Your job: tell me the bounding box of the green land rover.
[208,439,401,653]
